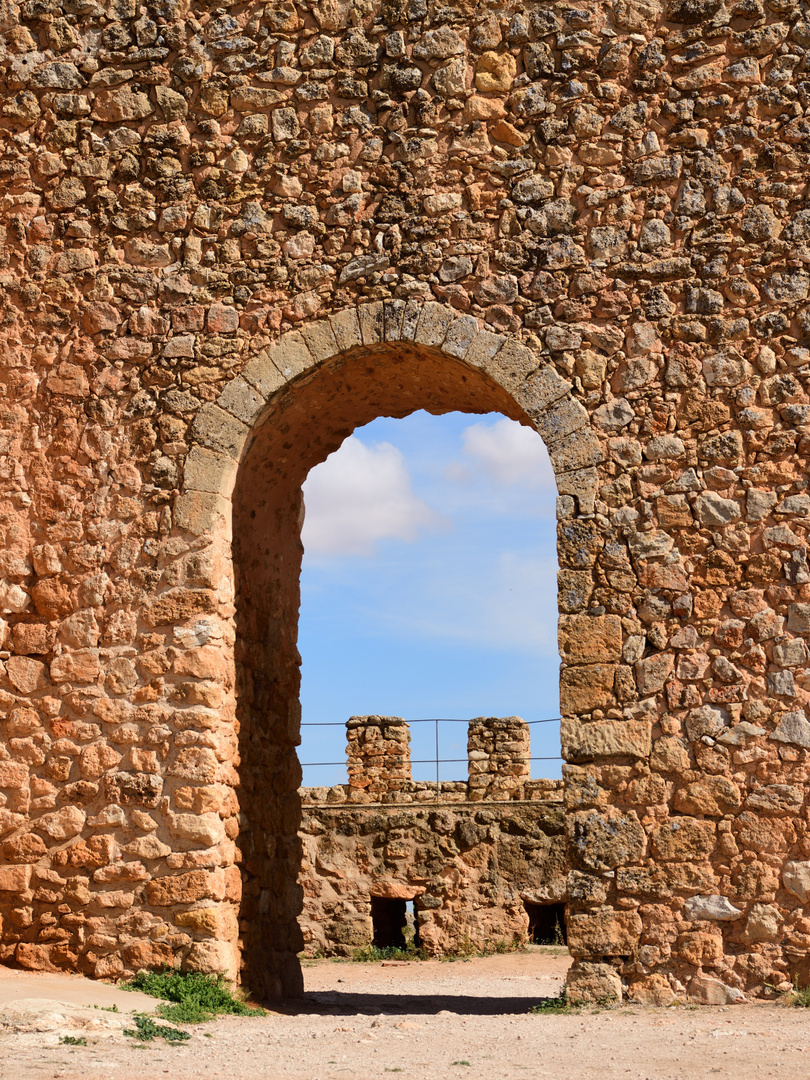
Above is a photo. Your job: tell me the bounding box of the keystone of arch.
[176,299,603,536]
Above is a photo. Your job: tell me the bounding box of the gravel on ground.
[1,949,809,1080]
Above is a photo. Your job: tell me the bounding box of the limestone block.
[241,354,287,398]
[414,302,454,347]
[787,604,810,635]
[174,492,229,537]
[6,656,48,693]
[550,428,604,474]
[268,332,314,380]
[566,961,623,1003]
[36,805,86,841]
[687,977,745,1005]
[487,340,539,390]
[442,315,480,359]
[463,330,505,369]
[634,652,674,694]
[0,864,32,891]
[743,903,783,943]
[183,447,236,497]
[183,940,238,980]
[567,909,642,957]
[533,397,590,448]
[189,404,249,460]
[168,812,226,847]
[560,665,616,715]
[146,870,212,906]
[567,807,646,871]
[558,614,622,665]
[682,895,743,922]
[674,778,741,817]
[358,301,385,345]
[557,468,600,514]
[651,819,716,862]
[383,299,406,341]
[330,308,363,352]
[217,377,266,426]
[628,974,677,1005]
[769,709,810,749]
[300,319,339,361]
[399,300,423,343]
[513,368,572,419]
[561,720,651,761]
[783,860,810,903]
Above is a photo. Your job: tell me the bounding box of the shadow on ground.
[281,992,548,1016]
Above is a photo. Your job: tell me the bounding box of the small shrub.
[59,1035,87,1046]
[125,968,261,1024]
[529,989,580,1015]
[123,1013,191,1043]
[783,977,810,1007]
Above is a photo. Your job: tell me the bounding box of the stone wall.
[1,0,810,1004]
[299,716,566,956]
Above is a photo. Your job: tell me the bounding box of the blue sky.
[298,410,562,787]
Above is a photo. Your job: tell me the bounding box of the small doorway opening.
[524,901,567,945]
[371,897,422,951]
[371,897,407,950]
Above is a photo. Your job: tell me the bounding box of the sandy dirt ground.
[1,949,809,1080]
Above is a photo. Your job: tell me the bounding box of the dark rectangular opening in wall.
[371,897,407,950]
[524,902,567,945]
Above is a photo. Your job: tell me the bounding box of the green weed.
[124,968,261,1024]
[451,1061,472,1067]
[59,1035,87,1046]
[783,977,810,1007]
[351,943,430,962]
[123,1013,191,1043]
[529,989,581,1015]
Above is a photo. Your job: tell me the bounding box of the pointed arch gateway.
[178,300,601,999]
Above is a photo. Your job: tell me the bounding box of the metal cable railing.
[298,717,563,800]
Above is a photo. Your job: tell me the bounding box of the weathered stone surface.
[567,910,643,957]
[687,977,745,1005]
[566,961,623,1004]
[567,808,646,871]
[561,720,651,762]
[682,895,743,922]
[0,0,807,1005]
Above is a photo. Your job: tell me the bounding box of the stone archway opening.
[231,334,554,1000]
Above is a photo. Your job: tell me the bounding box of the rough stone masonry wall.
[3,0,810,1005]
[298,716,566,956]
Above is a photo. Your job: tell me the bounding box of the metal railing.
[298,717,563,793]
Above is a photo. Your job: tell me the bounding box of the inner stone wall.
[299,715,566,957]
[1,0,810,1005]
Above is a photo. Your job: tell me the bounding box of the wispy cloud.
[369,548,560,656]
[453,417,556,489]
[302,436,445,557]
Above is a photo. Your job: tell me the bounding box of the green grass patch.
[59,1035,88,1046]
[123,1013,191,1043]
[529,989,581,1015]
[124,968,262,1024]
[351,944,430,962]
[350,935,526,964]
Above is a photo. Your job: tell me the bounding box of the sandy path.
[1,950,809,1080]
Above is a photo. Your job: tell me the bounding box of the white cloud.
[302,436,443,557]
[370,548,560,656]
[459,417,555,489]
